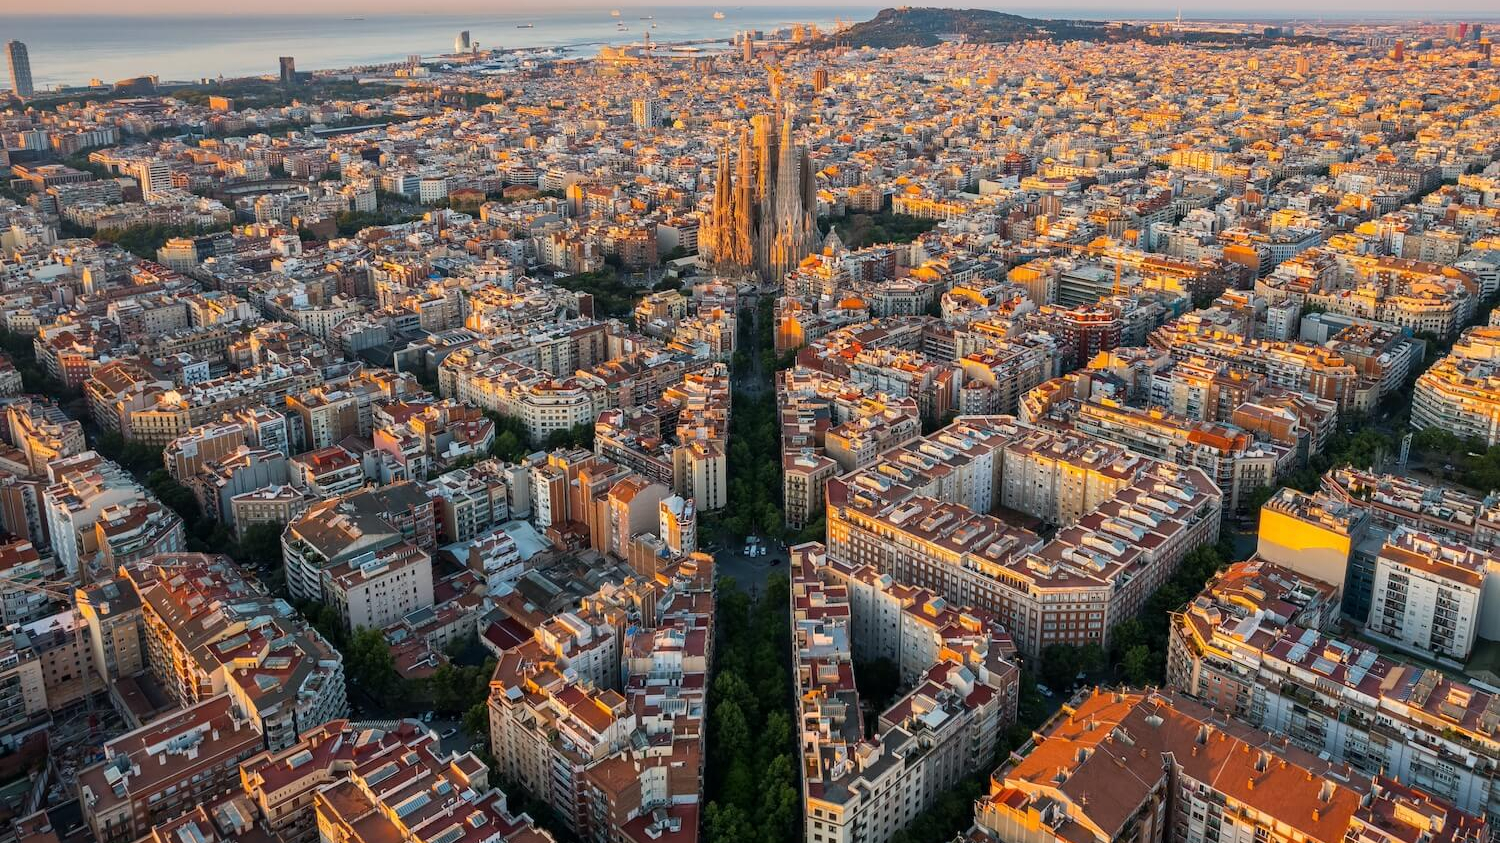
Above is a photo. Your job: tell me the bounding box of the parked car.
[441,727,458,739]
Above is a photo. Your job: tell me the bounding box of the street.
[712,539,785,598]
[346,704,479,757]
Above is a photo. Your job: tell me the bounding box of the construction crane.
[1,572,105,818]
[0,573,100,727]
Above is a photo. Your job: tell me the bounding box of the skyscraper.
[5,41,33,98]
[456,30,471,53]
[279,56,297,89]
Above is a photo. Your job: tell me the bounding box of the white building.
[321,543,434,633]
[1367,528,1493,662]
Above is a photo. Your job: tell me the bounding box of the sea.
[7,6,1495,92]
[4,8,882,91]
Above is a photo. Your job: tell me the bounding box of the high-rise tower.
[5,41,33,98]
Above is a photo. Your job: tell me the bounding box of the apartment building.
[374,400,496,479]
[1042,387,1288,515]
[162,420,250,482]
[1321,467,1500,552]
[486,555,713,843]
[74,577,146,688]
[0,630,46,745]
[1412,327,1500,446]
[229,485,314,536]
[819,554,1020,694]
[783,451,839,532]
[971,688,1486,843]
[459,527,526,593]
[0,356,21,398]
[288,446,364,499]
[286,387,360,451]
[4,398,85,477]
[1366,529,1495,662]
[793,544,1018,843]
[77,694,264,843]
[1325,324,1425,403]
[312,722,549,843]
[1313,255,1479,341]
[184,447,290,528]
[589,365,731,516]
[281,496,403,604]
[1262,473,1500,629]
[440,349,607,442]
[94,498,186,570]
[1149,317,1361,410]
[658,494,696,557]
[41,452,156,581]
[824,410,922,474]
[13,609,94,715]
[661,366,730,512]
[320,542,434,633]
[489,631,631,833]
[0,539,50,626]
[776,369,922,530]
[123,359,322,447]
[603,476,670,562]
[1168,557,1500,829]
[955,343,1051,417]
[115,554,347,751]
[998,426,1143,527]
[426,463,511,544]
[0,474,47,566]
[239,719,475,843]
[1255,486,1368,604]
[825,417,1221,658]
[1148,356,1264,422]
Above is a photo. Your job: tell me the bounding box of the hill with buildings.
[824,7,1322,49]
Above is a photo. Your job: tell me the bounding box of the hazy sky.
[18,1,1500,17]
